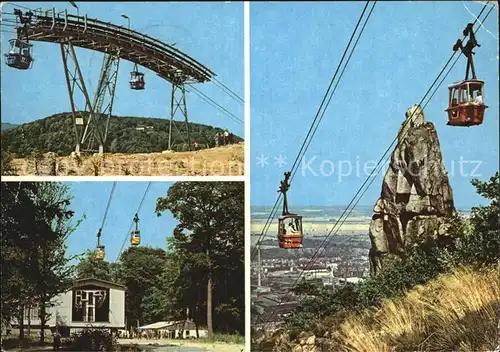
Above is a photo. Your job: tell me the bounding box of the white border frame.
[244,2,251,351]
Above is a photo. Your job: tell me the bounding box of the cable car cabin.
[446,80,487,127]
[130,71,145,90]
[130,230,141,246]
[278,215,303,249]
[95,246,105,261]
[4,39,34,70]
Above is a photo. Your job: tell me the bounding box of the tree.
[1,182,80,342]
[74,250,120,282]
[456,172,500,265]
[115,246,167,328]
[1,150,16,175]
[156,182,244,337]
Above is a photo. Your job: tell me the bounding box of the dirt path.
[117,338,244,352]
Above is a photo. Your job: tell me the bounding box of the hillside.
[1,113,243,156]
[7,143,244,176]
[263,266,499,351]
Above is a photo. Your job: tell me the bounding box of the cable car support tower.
[5,7,214,155]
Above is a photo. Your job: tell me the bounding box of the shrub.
[69,328,117,351]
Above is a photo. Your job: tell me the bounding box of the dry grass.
[334,266,500,352]
[9,143,244,176]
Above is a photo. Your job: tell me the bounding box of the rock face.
[368,105,456,275]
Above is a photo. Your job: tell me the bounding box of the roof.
[448,79,485,88]
[137,321,173,330]
[137,320,203,330]
[73,277,126,290]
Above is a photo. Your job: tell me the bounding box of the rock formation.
[368,105,456,275]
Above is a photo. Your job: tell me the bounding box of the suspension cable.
[212,76,244,105]
[115,181,152,261]
[95,181,116,248]
[100,181,117,232]
[251,0,375,261]
[187,84,244,125]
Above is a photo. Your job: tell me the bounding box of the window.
[469,83,483,102]
[85,306,94,323]
[24,306,39,321]
[459,88,468,104]
[72,287,110,323]
[295,218,302,233]
[450,88,459,106]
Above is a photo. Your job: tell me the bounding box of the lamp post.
[121,14,130,30]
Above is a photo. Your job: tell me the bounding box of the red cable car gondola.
[445,23,488,127]
[277,171,304,249]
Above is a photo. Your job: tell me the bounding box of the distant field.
[251,205,472,240]
[251,222,370,234]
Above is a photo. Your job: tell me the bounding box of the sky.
[63,181,177,264]
[250,1,499,208]
[0,1,243,136]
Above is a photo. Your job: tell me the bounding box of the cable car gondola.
[445,23,488,126]
[95,229,105,260]
[277,171,304,249]
[4,39,34,70]
[130,63,145,90]
[95,245,105,261]
[130,213,141,246]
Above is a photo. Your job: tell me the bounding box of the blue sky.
[64,182,177,263]
[1,1,243,136]
[250,1,499,208]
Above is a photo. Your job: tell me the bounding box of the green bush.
[1,150,16,175]
[69,328,117,351]
[212,333,245,344]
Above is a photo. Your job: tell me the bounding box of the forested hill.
[1,113,243,156]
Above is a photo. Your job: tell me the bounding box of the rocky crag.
[368,105,456,275]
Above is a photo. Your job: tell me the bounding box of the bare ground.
[8,143,244,176]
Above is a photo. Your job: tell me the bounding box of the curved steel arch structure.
[10,7,216,154]
[20,9,214,84]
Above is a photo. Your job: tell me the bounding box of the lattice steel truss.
[169,79,191,151]
[83,52,120,152]
[60,42,120,154]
